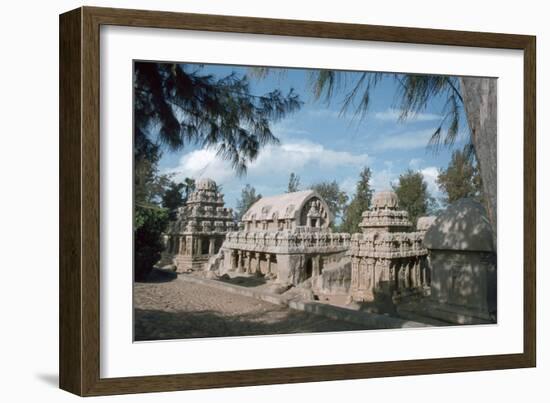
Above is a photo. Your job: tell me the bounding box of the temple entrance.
[305,257,313,279]
[201,238,209,255]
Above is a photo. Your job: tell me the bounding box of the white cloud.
[372,129,435,151]
[420,166,442,199]
[340,177,358,196]
[371,170,397,192]
[271,120,310,137]
[165,139,370,185]
[420,167,440,196]
[409,158,424,170]
[165,148,234,184]
[374,108,441,122]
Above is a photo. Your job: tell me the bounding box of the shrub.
[134,205,169,281]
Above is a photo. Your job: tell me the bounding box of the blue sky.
[158,64,469,212]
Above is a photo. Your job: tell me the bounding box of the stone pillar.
[255,252,261,276]
[178,236,184,255]
[389,264,396,294]
[396,264,403,292]
[414,259,421,288]
[189,238,193,256]
[421,258,429,287]
[208,238,215,255]
[246,252,252,274]
[231,250,238,271]
[370,258,376,295]
[196,238,202,256]
[404,263,411,289]
[313,255,320,277]
[237,250,244,272]
[266,254,272,275]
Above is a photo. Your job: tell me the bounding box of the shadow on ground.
[217,275,267,288]
[356,292,398,316]
[137,268,177,283]
[134,307,366,341]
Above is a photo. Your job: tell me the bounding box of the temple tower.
[350,190,428,302]
[159,178,236,272]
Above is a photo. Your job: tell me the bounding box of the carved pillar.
[231,250,237,270]
[237,250,244,272]
[414,259,421,288]
[369,258,376,295]
[196,238,202,256]
[246,252,252,273]
[351,257,359,291]
[397,263,404,292]
[266,253,272,275]
[404,262,411,289]
[421,258,429,287]
[208,237,215,255]
[255,252,261,275]
[358,257,366,291]
[389,263,396,294]
[313,255,321,277]
[186,236,192,255]
[178,236,185,255]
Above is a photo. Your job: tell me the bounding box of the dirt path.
[134,270,366,341]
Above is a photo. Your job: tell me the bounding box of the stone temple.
[158,178,236,272]
[221,190,351,285]
[349,190,429,302]
[157,178,496,325]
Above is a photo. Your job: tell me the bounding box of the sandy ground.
[134,269,366,341]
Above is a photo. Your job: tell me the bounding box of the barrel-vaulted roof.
[241,190,331,224]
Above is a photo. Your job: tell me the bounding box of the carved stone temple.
[349,191,430,302]
[158,178,236,272]
[157,179,496,326]
[220,190,351,285]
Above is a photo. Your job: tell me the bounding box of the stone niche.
[423,198,497,324]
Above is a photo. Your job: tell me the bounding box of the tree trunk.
[460,77,497,248]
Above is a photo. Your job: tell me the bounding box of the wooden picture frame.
[59,6,536,396]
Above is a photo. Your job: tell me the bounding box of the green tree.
[341,167,373,233]
[235,184,262,221]
[133,135,171,280]
[311,181,349,225]
[392,169,435,227]
[161,182,185,212]
[134,206,169,281]
[287,172,301,193]
[161,177,197,219]
[436,148,482,205]
[134,134,171,205]
[134,62,301,174]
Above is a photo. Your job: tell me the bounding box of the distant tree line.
[230,148,480,233]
